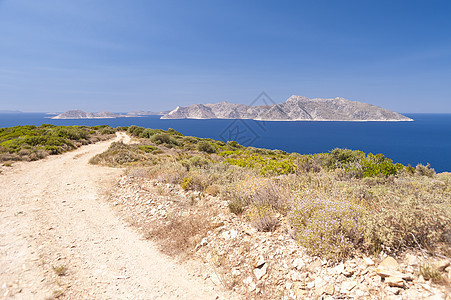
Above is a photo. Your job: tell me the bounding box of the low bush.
[89,142,147,166]
[415,163,436,177]
[148,207,215,256]
[289,197,364,260]
[418,263,443,283]
[205,184,220,196]
[247,204,279,232]
[197,141,216,153]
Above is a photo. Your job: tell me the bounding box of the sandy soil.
[0,133,227,299]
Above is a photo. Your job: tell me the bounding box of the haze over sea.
[1,113,450,173]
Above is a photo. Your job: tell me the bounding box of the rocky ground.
[108,175,451,299]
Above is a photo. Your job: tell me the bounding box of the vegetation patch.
[95,125,450,261]
[0,125,116,162]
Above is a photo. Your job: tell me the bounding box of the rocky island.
[161,95,413,121]
[51,110,120,119]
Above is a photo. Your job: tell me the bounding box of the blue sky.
[0,0,450,113]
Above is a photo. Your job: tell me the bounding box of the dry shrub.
[156,165,187,184]
[126,167,151,178]
[179,167,218,192]
[140,159,187,184]
[148,207,215,256]
[225,176,292,215]
[289,196,365,261]
[287,171,451,259]
[247,204,279,232]
[418,263,444,283]
[362,197,451,253]
[415,163,436,177]
[89,142,147,166]
[0,152,20,162]
[205,184,220,196]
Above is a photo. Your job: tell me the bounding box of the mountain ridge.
[161,95,413,121]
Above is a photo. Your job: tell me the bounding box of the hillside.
[161,95,413,121]
[89,126,450,299]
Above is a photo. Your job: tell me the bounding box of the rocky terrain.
[161,95,413,121]
[107,175,450,299]
[51,109,119,119]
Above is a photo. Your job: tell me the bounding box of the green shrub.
[100,127,116,134]
[226,140,242,149]
[197,141,216,153]
[140,128,162,138]
[223,151,297,175]
[167,128,183,136]
[0,125,113,161]
[127,125,145,137]
[151,133,171,144]
[181,177,194,190]
[137,145,158,153]
[53,126,89,140]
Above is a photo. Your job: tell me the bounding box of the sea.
[1,113,451,173]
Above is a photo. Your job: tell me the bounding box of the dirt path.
[0,133,227,299]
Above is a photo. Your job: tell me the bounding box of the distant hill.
[161,95,413,121]
[127,110,171,116]
[51,110,119,119]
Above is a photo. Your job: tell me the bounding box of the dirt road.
[0,133,225,299]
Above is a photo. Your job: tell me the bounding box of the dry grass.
[146,204,217,257]
[52,265,68,276]
[418,263,444,283]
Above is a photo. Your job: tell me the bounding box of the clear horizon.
[1,1,450,113]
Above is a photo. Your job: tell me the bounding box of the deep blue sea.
[1,113,451,172]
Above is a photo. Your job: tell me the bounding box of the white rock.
[433,259,450,272]
[248,282,256,292]
[340,281,357,293]
[333,262,345,275]
[289,271,303,282]
[385,276,404,288]
[292,258,304,270]
[314,276,327,289]
[200,237,208,246]
[363,256,375,266]
[253,263,268,280]
[254,255,265,268]
[379,256,399,271]
[243,276,253,285]
[406,253,419,266]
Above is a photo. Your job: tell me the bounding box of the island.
[51,110,120,119]
[161,95,413,121]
